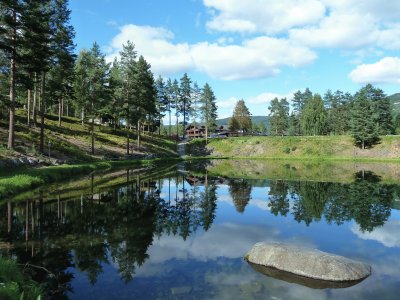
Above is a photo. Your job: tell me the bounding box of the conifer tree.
[351,91,379,149]
[179,73,192,138]
[200,83,217,143]
[0,0,24,149]
[155,75,168,135]
[268,97,289,136]
[119,41,137,154]
[47,0,76,127]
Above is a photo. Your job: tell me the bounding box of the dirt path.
[178,139,188,156]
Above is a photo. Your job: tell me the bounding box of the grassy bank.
[188,135,400,161]
[0,158,181,200]
[0,111,178,162]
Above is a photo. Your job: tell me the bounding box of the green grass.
[189,135,400,161]
[0,110,178,162]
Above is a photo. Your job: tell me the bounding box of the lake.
[1,159,400,299]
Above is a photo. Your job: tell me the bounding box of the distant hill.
[388,93,400,115]
[216,116,269,126]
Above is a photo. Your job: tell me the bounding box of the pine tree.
[108,58,124,129]
[179,73,192,138]
[119,41,137,154]
[165,78,174,137]
[134,55,156,148]
[291,88,313,135]
[0,0,24,149]
[359,84,393,135]
[191,82,201,129]
[155,76,168,135]
[351,91,379,149]
[200,83,217,143]
[268,97,289,136]
[21,0,53,153]
[47,0,76,127]
[74,43,109,154]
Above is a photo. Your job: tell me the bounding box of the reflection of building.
[186,125,206,138]
[186,174,228,186]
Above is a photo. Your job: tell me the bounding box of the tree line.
[0,0,218,155]
[268,84,394,149]
[225,84,395,149]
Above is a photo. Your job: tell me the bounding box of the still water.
[1,160,400,299]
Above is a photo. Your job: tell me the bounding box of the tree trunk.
[126,122,130,155]
[183,101,186,139]
[137,120,141,150]
[81,108,85,126]
[58,97,62,126]
[39,72,46,154]
[27,88,31,127]
[362,140,365,150]
[91,102,94,155]
[32,73,38,127]
[205,125,209,143]
[66,100,69,117]
[169,110,172,137]
[7,12,16,150]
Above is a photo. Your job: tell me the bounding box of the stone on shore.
[245,243,371,283]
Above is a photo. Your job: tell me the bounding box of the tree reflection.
[228,179,252,213]
[0,168,395,298]
[267,171,394,231]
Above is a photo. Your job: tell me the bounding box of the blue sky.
[69,0,400,119]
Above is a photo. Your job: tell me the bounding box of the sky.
[69,0,400,119]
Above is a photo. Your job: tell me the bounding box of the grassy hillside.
[188,135,400,161]
[0,110,178,162]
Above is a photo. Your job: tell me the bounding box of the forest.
[0,0,218,156]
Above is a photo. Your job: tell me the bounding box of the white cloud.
[349,57,400,84]
[204,0,325,34]
[204,0,400,51]
[216,97,237,109]
[351,220,400,248]
[248,91,295,105]
[106,25,316,81]
[289,12,378,49]
[106,24,194,75]
[191,37,316,80]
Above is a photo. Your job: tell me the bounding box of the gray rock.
[245,243,371,283]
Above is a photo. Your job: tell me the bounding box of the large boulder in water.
[245,243,371,284]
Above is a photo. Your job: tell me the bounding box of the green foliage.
[0,257,43,300]
[283,147,291,154]
[268,97,289,136]
[200,83,218,136]
[230,99,252,133]
[300,94,327,135]
[351,87,380,149]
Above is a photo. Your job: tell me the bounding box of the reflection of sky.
[69,178,400,300]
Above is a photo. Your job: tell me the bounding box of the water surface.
[1,160,399,299]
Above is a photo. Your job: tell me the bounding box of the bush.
[291,146,297,151]
[283,147,291,154]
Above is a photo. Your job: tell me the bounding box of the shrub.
[291,146,297,151]
[283,147,291,154]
